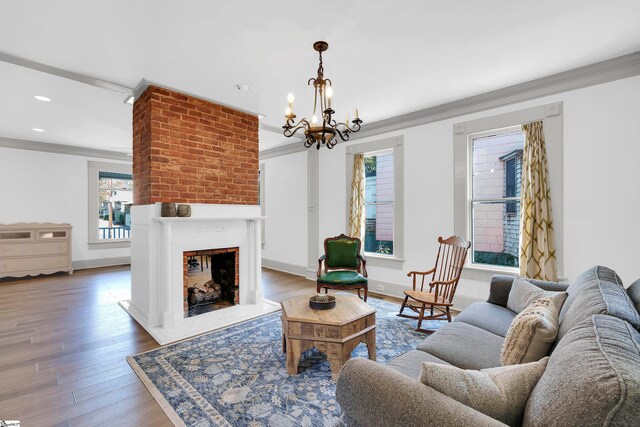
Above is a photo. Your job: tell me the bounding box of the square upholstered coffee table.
[281,294,376,380]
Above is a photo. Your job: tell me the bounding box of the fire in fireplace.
[183,248,239,318]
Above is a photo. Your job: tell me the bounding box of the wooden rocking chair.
[398,235,470,333]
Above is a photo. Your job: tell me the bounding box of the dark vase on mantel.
[177,204,191,217]
[161,202,177,217]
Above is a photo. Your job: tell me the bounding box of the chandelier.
[283,41,362,149]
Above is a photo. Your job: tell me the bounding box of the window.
[98,171,133,239]
[88,161,133,246]
[470,128,523,268]
[453,102,564,275]
[364,150,394,255]
[346,136,404,268]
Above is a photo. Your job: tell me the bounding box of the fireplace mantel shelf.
[153,216,266,224]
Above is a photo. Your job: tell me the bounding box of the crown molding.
[259,123,284,134]
[349,51,640,141]
[0,137,132,162]
[0,50,133,95]
[259,141,306,159]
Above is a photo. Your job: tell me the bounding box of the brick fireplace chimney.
[132,85,259,205]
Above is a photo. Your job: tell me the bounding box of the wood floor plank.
[72,370,140,403]
[0,326,35,339]
[20,381,149,426]
[68,386,155,427]
[0,367,59,402]
[94,400,172,427]
[0,364,134,415]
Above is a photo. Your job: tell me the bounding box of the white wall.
[0,147,131,265]
[263,75,640,306]
[261,150,308,269]
[318,121,455,291]
[562,78,640,283]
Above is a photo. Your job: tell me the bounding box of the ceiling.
[0,61,132,152]
[0,0,639,152]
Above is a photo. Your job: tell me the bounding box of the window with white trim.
[453,102,564,276]
[98,171,133,239]
[88,161,133,245]
[347,136,405,268]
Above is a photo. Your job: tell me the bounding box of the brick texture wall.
[132,85,259,205]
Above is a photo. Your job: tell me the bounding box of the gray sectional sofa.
[336,266,640,426]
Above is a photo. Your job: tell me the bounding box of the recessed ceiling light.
[32,128,45,132]
[236,84,251,91]
[34,95,51,102]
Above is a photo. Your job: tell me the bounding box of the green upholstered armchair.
[317,234,369,301]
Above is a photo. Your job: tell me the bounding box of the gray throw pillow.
[507,277,567,314]
[420,357,549,426]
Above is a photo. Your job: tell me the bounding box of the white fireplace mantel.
[120,203,279,345]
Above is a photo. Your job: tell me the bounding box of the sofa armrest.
[488,275,570,307]
[336,358,506,427]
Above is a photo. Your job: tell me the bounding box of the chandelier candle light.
[283,41,363,149]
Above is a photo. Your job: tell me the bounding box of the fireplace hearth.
[184,248,239,318]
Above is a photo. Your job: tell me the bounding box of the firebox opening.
[183,248,239,318]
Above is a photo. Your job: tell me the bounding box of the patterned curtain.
[348,154,366,244]
[520,121,558,281]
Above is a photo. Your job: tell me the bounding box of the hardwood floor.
[0,266,401,426]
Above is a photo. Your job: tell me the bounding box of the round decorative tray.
[309,294,336,310]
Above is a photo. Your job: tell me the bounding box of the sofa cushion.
[501,297,560,365]
[627,278,640,316]
[417,322,503,369]
[507,277,567,314]
[386,349,450,379]
[523,315,640,426]
[420,358,548,426]
[558,266,640,341]
[560,265,621,317]
[317,270,368,285]
[489,275,568,307]
[455,302,516,337]
[336,358,507,427]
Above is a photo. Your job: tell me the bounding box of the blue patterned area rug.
[128,297,445,427]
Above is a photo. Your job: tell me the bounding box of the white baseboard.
[366,278,483,311]
[366,278,407,300]
[261,259,308,277]
[73,256,131,270]
[119,299,149,325]
[261,260,485,311]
